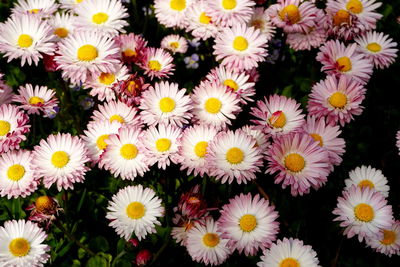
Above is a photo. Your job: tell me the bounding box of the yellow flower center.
[120,144,138,160]
[109,115,125,124]
[76,0,83,3]
[126,201,145,219]
[284,153,305,173]
[279,4,301,24]
[268,111,286,128]
[380,230,396,245]
[127,81,138,93]
[156,138,171,152]
[51,151,70,168]
[199,12,212,24]
[280,258,300,267]
[202,233,220,247]
[233,36,249,51]
[35,196,55,214]
[333,10,350,26]
[96,134,109,150]
[226,147,244,164]
[223,79,239,91]
[329,92,347,109]
[123,48,137,57]
[92,12,109,24]
[148,60,161,71]
[336,56,352,72]
[0,120,11,136]
[77,44,98,61]
[354,203,374,222]
[222,0,237,10]
[239,214,257,232]
[169,42,180,49]
[9,238,30,257]
[159,97,176,113]
[204,97,222,114]
[194,141,208,158]
[7,164,25,181]
[358,179,375,189]
[366,42,381,53]
[29,8,40,14]
[346,0,363,14]
[18,34,33,48]
[310,133,324,147]
[29,96,44,105]
[98,73,115,85]
[170,0,186,11]
[54,27,69,38]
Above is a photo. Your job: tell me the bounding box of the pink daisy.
[0,74,13,105]
[248,7,276,41]
[396,130,400,155]
[241,125,270,160]
[112,73,151,106]
[91,100,141,126]
[140,47,175,80]
[206,0,255,27]
[185,1,219,40]
[366,220,400,257]
[114,33,148,64]
[266,132,332,196]
[0,104,30,153]
[307,75,366,126]
[217,193,280,256]
[154,0,195,29]
[11,0,59,18]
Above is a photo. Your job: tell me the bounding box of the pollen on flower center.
[99,73,116,85]
[199,12,212,24]
[170,42,180,49]
[51,151,70,168]
[222,0,237,10]
[226,147,244,164]
[77,44,98,61]
[170,0,186,11]
[92,12,109,24]
[279,4,301,24]
[269,111,286,128]
[35,196,56,214]
[333,10,350,26]
[29,8,40,14]
[346,0,363,14]
[233,36,249,51]
[148,60,162,71]
[123,48,137,57]
[204,97,222,114]
[0,120,11,136]
[280,258,300,267]
[223,79,239,91]
[156,138,171,152]
[251,19,264,30]
[29,96,45,106]
[380,230,396,245]
[159,97,176,113]
[120,144,138,159]
[9,238,30,257]
[354,203,374,222]
[284,153,305,173]
[310,133,324,147]
[7,164,25,181]
[96,134,109,150]
[109,114,125,124]
[194,141,208,158]
[358,179,375,189]
[127,81,138,93]
[336,56,352,72]
[126,201,146,219]
[329,92,347,109]
[54,27,69,38]
[202,233,220,247]
[239,214,257,232]
[18,34,33,48]
[366,42,381,53]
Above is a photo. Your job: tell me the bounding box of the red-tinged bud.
[136,249,152,266]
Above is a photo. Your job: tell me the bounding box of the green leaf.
[89,236,109,253]
[86,255,108,267]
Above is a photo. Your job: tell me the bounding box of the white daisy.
[11,0,59,18]
[160,34,188,54]
[206,0,255,27]
[154,0,195,29]
[91,100,141,126]
[248,7,276,41]
[344,165,390,197]
[185,1,219,40]
[59,0,85,11]
[366,220,400,257]
[47,12,76,41]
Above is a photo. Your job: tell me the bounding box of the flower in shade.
[140,47,175,80]
[100,126,149,180]
[47,12,76,41]
[114,33,148,64]
[106,185,164,240]
[333,185,394,242]
[154,0,195,29]
[248,7,276,41]
[0,104,30,153]
[257,237,320,267]
[251,94,305,136]
[112,73,151,106]
[206,0,255,27]
[139,81,192,127]
[0,149,39,199]
[307,75,366,126]
[266,132,331,196]
[13,84,59,117]
[161,34,188,54]
[355,31,398,69]
[344,165,390,198]
[32,133,90,191]
[316,40,373,84]
[74,0,129,36]
[91,100,141,126]
[366,220,400,257]
[397,130,400,155]
[179,124,219,177]
[186,218,231,265]
[186,1,219,40]
[0,74,14,105]
[26,196,63,229]
[218,193,280,256]
[213,23,268,71]
[11,0,59,18]
[136,249,152,266]
[0,14,56,66]
[0,220,50,267]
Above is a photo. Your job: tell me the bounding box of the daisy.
[91,100,141,126]
[0,220,50,267]
[59,0,84,11]
[47,12,76,41]
[185,1,219,40]
[266,132,332,196]
[179,124,219,177]
[302,115,345,167]
[140,81,192,127]
[355,31,398,69]
[140,47,175,80]
[333,185,394,242]
[55,31,120,84]
[112,73,151,106]
[106,185,164,240]
[241,125,270,159]
[154,0,195,29]
[0,104,30,153]
[218,193,280,256]
[140,124,182,170]
[344,165,390,197]
[191,81,240,130]
[0,75,13,105]
[100,126,149,180]
[12,84,59,117]
[32,133,90,191]
[114,33,148,64]
[0,14,56,66]
[161,34,188,54]
[81,120,121,164]
[186,218,231,266]
[213,23,268,71]
[307,75,366,126]
[11,0,59,18]
[286,25,327,51]
[0,149,39,199]
[251,94,305,136]
[206,0,255,27]
[74,0,129,36]
[257,237,320,267]
[248,7,276,41]
[316,40,373,84]
[366,220,400,257]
